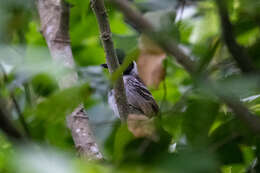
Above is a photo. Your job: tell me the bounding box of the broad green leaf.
[28,84,90,122]
[183,94,219,145]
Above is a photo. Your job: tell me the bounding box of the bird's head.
[101,49,137,75]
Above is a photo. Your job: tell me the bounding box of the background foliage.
[1,0,260,172]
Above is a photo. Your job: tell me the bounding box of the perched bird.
[101,49,159,138]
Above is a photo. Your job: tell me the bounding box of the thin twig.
[159,59,168,112]
[24,83,32,107]
[90,0,129,121]
[0,64,30,137]
[10,94,31,137]
[162,89,191,115]
[0,99,24,140]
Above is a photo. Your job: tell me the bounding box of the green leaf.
[158,149,218,173]
[31,73,58,97]
[113,34,138,53]
[209,120,246,164]
[28,84,90,122]
[183,94,219,146]
[161,114,183,141]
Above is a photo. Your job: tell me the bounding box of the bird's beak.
[101,63,108,68]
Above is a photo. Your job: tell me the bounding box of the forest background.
[1,0,260,172]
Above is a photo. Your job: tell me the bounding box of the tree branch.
[110,0,196,74]
[210,80,260,133]
[66,105,103,159]
[219,94,260,133]
[37,0,103,160]
[90,0,129,121]
[110,0,260,134]
[215,0,255,73]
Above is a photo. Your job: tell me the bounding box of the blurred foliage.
[1,0,260,173]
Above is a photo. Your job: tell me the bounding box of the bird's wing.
[124,75,159,117]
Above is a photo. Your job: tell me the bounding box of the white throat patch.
[130,62,139,75]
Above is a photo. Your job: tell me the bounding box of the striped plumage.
[104,61,159,119]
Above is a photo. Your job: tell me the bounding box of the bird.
[101,49,159,139]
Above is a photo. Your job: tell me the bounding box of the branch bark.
[215,0,256,73]
[90,0,129,121]
[110,0,260,134]
[37,0,103,160]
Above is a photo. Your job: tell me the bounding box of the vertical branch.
[90,0,129,121]
[215,0,255,73]
[37,0,103,160]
